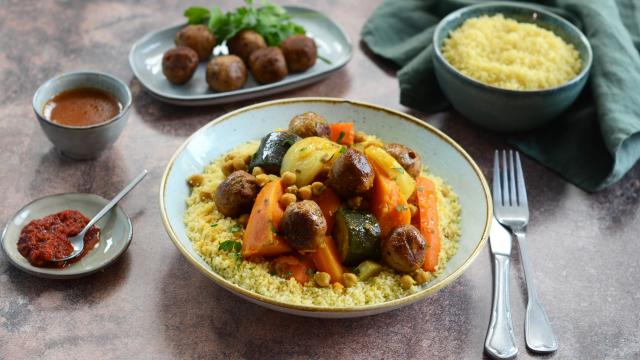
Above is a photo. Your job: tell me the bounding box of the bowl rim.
[0,192,133,279]
[432,1,593,94]
[159,97,492,314]
[32,71,133,131]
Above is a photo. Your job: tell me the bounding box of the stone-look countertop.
[1,1,638,359]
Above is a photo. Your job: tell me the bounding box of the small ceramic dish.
[129,6,352,106]
[1,193,132,279]
[433,2,592,132]
[32,71,132,159]
[160,97,491,318]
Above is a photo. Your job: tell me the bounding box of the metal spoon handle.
[82,170,147,234]
[485,254,518,359]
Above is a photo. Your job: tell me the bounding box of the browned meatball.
[280,200,327,251]
[384,144,422,178]
[328,148,375,198]
[175,24,217,61]
[281,35,317,72]
[214,170,259,218]
[162,47,199,84]
[206,55,248,92]
[288,112,330,138]
[381,225,426,273]
[227,29,267,63]
[249,47,288,84]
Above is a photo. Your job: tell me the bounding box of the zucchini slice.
[333,209,381,265]
[249,131,301,175]
[353,260,383,281]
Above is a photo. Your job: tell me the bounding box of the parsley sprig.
[184,0,305,46]
[219,240,243,268]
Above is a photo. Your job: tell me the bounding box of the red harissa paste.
[17,210,100,268]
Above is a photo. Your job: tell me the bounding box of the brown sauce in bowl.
[43,87,122,126]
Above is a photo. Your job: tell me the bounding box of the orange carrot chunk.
[329,122,355,146]
[242,180,292,258]
[416,177,441,272]
[313,188,342,234]
[272,255,315,284]
[311,236,344,284]
[369,163,411,238]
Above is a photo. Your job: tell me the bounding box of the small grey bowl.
[32,71,132,159]
[433,2,592,132]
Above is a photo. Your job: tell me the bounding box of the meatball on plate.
[160,98,490,318]
[129,6,352,106]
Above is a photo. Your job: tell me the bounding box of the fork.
[493,150,558,353]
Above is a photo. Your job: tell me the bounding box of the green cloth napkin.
[362,0,640,191]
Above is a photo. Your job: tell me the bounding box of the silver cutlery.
[493,150,558,353]
[485,217,518,359]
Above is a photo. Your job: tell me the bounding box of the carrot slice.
[271,255,315,284]
[310,236,344,284]
[312,188,341,234]
[416,177,441,272]
[242,180,291,258]
[329,122,355,146]
[369,163,411,238]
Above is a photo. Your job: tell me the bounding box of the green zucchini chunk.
[249,131,301,175]
[333,208,381,265]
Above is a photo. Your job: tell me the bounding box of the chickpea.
[237,214,250,227]
[314,272,331,287]
[222,160,235,176]
[400,274,416,290]
[413,269,431,285]
[354,131,368,143]
[347,196,363,209]
[333,282,344,291]
[279,193,297,208]
[285,185,298,195]
[298,185,312,200]
[251,166,264,176]
[343,273,358,288]
[311,181,325,196]
[255,174,271,187]
[233,157,247,171]
[281,171,297,187]
[187,174,204,187]
[409,204,418,217]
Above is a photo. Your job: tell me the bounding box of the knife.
[485,218,518,359]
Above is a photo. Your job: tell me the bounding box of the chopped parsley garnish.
[283,271,293,278]
[219,240,242,252]
[229,225,242,233]
[339,146,347,154]
[210,223,218,227]
[336,131,346,144]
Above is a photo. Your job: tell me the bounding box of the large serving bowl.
[160,98,491,318]
[433,2,592,132]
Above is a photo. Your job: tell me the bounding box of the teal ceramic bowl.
[160,97,491,318]
[433,2,592,132]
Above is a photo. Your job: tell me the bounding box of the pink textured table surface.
[1,1,639,359]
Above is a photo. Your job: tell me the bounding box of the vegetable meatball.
[214,170,259,218]
[175,24,217,61]
[206,55,248,92]
[249,47,288,84]
[381,224,426,273]
[328,148,375,197]
[281,34,317,72]
[162,47,199,84]
[288,112,330,138]
[227,29,267,63]
[384,144,422,178]
[280,200,327,251]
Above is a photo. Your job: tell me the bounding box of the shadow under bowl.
[432,2,592,133]
[32,71,132,159]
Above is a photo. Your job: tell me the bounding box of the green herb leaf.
[339,146,347,154]
[219,240,242,252]
[230,225,242,233]
[210,223,218,227]
[299,147,307,152]
[283,271,293,278]
[336,131,345,144]
[184,6,211,24]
